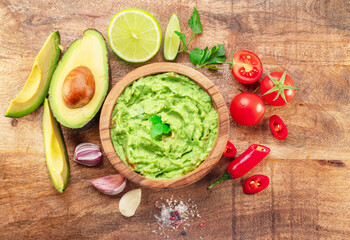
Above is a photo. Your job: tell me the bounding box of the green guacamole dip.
[111,72,218,180]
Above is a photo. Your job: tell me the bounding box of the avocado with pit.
[49,29,109,129]
[42,98,69,193]
[6,31,61,118]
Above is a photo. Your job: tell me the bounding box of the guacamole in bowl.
[110,72,218,180]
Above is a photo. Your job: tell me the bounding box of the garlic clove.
[74,142,102,167]
[119,189,142,217]
[90,174,126,195]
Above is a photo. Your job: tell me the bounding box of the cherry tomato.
[232,50,263,84]
[223,141,237,158]
[230,93,265,126]
[243,175,270,195]
[260,72,298,106]
[269,115,288,140]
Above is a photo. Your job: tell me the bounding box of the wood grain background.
[0,0,349,239]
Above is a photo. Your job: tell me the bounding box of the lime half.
[163,14,181,61]
[108,9,161,63]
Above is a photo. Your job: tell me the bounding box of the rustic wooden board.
[0,0,350,239]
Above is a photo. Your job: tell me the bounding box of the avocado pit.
[62,66,95,109]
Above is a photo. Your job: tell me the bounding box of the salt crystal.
[150,196,202,237]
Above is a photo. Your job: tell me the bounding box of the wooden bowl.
[99,63,229,189]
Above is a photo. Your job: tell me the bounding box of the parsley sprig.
[149,115,171,139]
[175,8,230,70]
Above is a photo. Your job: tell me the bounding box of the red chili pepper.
[269,115,288,140]
[223,141,237,157]
[208,144,270,189]
[243,175,269,194]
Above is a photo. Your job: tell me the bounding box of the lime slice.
[163,14,181,61]
[108,9,161,63]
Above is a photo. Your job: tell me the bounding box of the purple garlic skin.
[90,174,126,195]
[74,143,102,167]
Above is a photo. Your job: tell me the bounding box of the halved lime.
[163,14,181,61]
[108,9,161,63]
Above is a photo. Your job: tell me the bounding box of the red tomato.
[269,115,288,140]
[230,93,265,126]
[260,72,298,106]
[223,141,237,157]
[243,175,270,195]
[232,50,263,84]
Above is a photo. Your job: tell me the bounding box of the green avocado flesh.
[6,31,60,118]
[42,99,69,193]
[111,72,218,180]
[49,29,109,128]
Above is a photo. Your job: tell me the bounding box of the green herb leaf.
[149,115,171,139]
[162,124,171,134]
[191,44,227,69]
[174,31,186,49]
[205,44,226,65]
[200,47,210,65]
[188,8,203,35]
[175,8,229,70]
[150,123,164,139]
[150,115,162,124]
[189,48,203,65]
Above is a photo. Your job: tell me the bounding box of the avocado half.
[6,31,60,118]
[49,29,109,129]
[42,98,69,193]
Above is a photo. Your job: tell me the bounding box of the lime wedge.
[163,14,181,61]
[108,9,161,63]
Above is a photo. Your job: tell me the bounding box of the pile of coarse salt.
[149,195,202,238]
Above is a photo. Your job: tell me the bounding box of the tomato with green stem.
[260,72,299,106]
[231,50,263,84]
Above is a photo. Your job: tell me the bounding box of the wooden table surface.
[1,0,350,239]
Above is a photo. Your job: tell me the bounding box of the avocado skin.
[49,29,110,130]
[5,31,61,118]
[42,98,69,193]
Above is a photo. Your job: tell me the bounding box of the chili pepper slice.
[208,144,270,189]
[223,141,237,157]
[269,115,288,140]
[243,175,269,195]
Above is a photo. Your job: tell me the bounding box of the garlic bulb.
[90,174,126,195]
[119,189,142,217]
[74,143,102,166]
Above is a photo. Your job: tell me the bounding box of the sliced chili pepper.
[243,175,269,195]
[269,115,288,140]
[208,144,270,189]
[223,141,237,157]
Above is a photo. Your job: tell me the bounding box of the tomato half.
[260,72,298,106]
[232,50,263,84]
[230,92,265,126]
[223,141,237,157]
[269,115,288,140]
[243,175,269,195]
